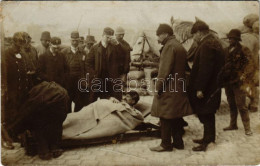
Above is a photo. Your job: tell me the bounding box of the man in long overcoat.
[150,24,193,152]
[188,20,225,151]
[86,27,124,101]
[36,31,51,58]
[38,37,69,88]
[61,31,89,112]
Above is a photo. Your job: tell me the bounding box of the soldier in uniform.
[2,32,35,141]
[188,20,225,151]
[219,29,253,136]
[36,31,51,58]
[115,26,132,84]
[61,31,89,112]
[38,37,69,88]
[86,27,124,101]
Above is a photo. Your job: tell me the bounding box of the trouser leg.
[249,86,259,111]
[171,118,184,147]
[160,118,173,149]
[233,87,251,132]
[225,86,238,127]
[198,113,215,144]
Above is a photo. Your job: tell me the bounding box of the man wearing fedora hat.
[84,35,96,55]
[61,31,89,112]
[218,29,254,136]
[38,37,69,88]
[86,27,124,101]
[115,26,132,84]
[188,20,225,151]
[36,31,51,58]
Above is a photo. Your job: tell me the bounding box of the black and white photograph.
[1,1,259,165]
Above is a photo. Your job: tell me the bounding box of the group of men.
[1,27,132,159]
[1,19,258,158]
[150,20,257,152]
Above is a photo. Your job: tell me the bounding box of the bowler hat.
[156,24,173,36]
[115,27,125,35]
[103,27,114,36]
[71,31,80,40]
[191,20,209,34]
[50,37,61,46]
[227,29,242,41]
[40,31,51,41]
[85,35,96,44]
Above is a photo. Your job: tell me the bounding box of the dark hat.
[227,29,241,41]
[71,31,80,40]
[80,36,84,41]
[103,27,114,36]
[191,20,209,34]
[156,24,173,36]
[85,35,96,44]
[40,31,51,40]
[50,37,61,46]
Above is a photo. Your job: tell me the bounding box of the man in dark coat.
[150,24,193,152]
[61,31,89,112]
[2,32,35,142]
[188,20,225,151]
[38,37,69,88]
[115,26,132,85]
[219,29,253,136]
[22,32,38,69]
[86,27,124,101]
[36,31,51,58]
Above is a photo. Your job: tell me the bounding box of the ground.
[1,94,260,166]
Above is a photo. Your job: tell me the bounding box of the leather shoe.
[223,126,238,131]
[192,144,208,152]
[172,143,184,150]
[39,153,52,160]
[150,145,172,152]
[52,149,64,158]
[192,138,204,144]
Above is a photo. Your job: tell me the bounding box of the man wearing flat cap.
[218,29,254,136]
[188,20,225,151]
[61,31,89,112]
[36,31,51,58]
[22,32,38,69]
[115,26,132,85]
[38,37,69,88]
[86,27,124,101]
[150,24,193,152]
[84,35,96,55]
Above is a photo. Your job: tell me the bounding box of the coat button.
[17,69,20,72]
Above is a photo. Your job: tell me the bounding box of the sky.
[1,1,259,44]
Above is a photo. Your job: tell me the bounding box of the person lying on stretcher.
[62,91,144,139]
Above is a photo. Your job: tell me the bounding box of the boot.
[193,138,204,144]
[243,120,253,136]
[150,145,172,152]
[223,125,238,131]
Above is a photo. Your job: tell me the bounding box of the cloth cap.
[227,29,242,41]
[41,31,51,40]
[13,32,26,44]
[191,20,209,34]
[71,31,80,39]
[50,37,61,46]
[156,24,173,36]
[85,35,96,44]
[103,27,114,36]
[80,36,84,41]
[115,27,125,35]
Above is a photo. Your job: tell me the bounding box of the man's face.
[51,45,60,54]
[115,34,124,42]
[157,33,168,44]
[228,38,237,47]
[71,39,79,48]
[122,94,136,106]
[41,39,50,48]
[86,43,94,49]
[193,31,203,43]
[102,34,112,44]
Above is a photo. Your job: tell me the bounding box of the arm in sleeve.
[37,55,49,81]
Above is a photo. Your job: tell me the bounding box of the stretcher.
[60,101,160,148]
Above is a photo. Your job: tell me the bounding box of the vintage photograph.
[1,1,259,165]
